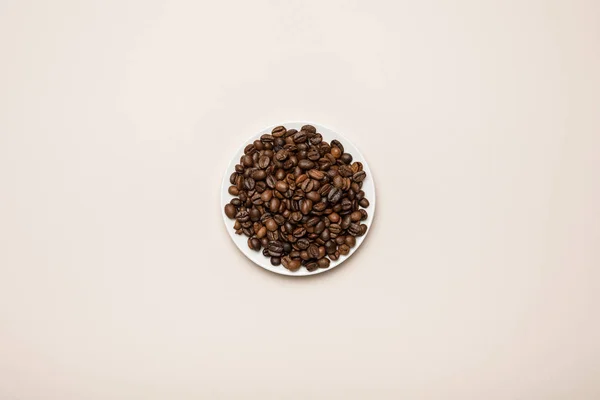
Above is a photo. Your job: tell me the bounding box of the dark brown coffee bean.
[307,244,319,259]
[251,169,266,180]
[228,186,239,196]
[340,153,353,164]
[359,224,368,236]
[329,224,342,234]
[272,126,286,137]
[345,236,356,247]
[298,159,315,170]
[349,211,362,222]
[289,251,300,259]
[309,133,322,145]
[231,198,241,207]
[266,175,276,189]
[269,197,280,213]
[275,181,288,192]
[290,211,303,223]
[320,229,330,242]
[360,209,368,220]
[331,146,342,159]
[352,171,366,182]
[260,133,274,143]
[305,262,318,272]
[313,201,327,212]
[271,256,281,266]
[268,240,284,254]
[307,147,321,161]
[339,244,350,255]
[286,260,301,271]
[299,199,313,215]
[300,251,310,260]
[249,208,261,221]
[261,190,273,202]
[333,175,344,189]
[266,218,278,231]
[330,252,339,261]
[256,226,267,238]
[243,177,255,191]
[297,238,310,249]
[318,258,330,269]
[236,210,250,222]
[275,149,288,161]
[308,169,325,180]
[293,131,307,143]
[330,139,344,152]
[341,215,351,230]
[327,187,342,203]
[348,223,361,236]
[224,204,236,219]
[301,125,316,134]
[313,220,325,234]
[359,198,370,208]
[306,191,321,202]
[248,238,261,251]
[293,227,306,238]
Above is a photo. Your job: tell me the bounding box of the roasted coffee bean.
[331,146,342,159]
[265,218,278,231]
[309,133,323,145]
[345,236,356,247]
[339,244,350,255]
[308,244,320,259]
[293,227,306,238]
[272,126,286,137]
[317,258,330,268]
[308,169,325,180]
[243,177,255,190]
[307,147,321,161]
[313,201,327,212]
[348,223,361,236]
[341,215,352,230]
[275,149,288,161]
[289,251,300,259]
[296,238,310,249]
[275,181,288,193]
[360,209,368,220]
[301,125,317,134]
[298,159,315,170]
[249,208,261,221]
[359,224,368,236]
[260,134,274,143]
[290,211,303,223]
[271,256,281,266]
[305,262,319,272]
[293,131,307,143]
[261,189,273,202]
[248,238,261,251]
[230,198,241,207]
[299,199,313,215]
[268,240,284,254]
[228,186,240,196]
[286,259,301,272]
[306,191,321,202]
[256,226,267,238]
[328,212,340,223]
[300,251,310,260]
[236,210,250,222]
[266,175,276,189]
[327,187,342,203]
[329,224,342,235]
[340,153,353,164]
[269,197,280,213]
[359,198,370,208]
[352,171,366,182]
[224,204,237,219]
[314,221,325,234]
[330,139,344,152]
[320,229,331,242]
[251,169,266,180]
[273,214,285,226]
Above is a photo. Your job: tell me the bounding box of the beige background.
[1,1,599,399]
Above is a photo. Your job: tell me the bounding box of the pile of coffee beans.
[224,125,370,272]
